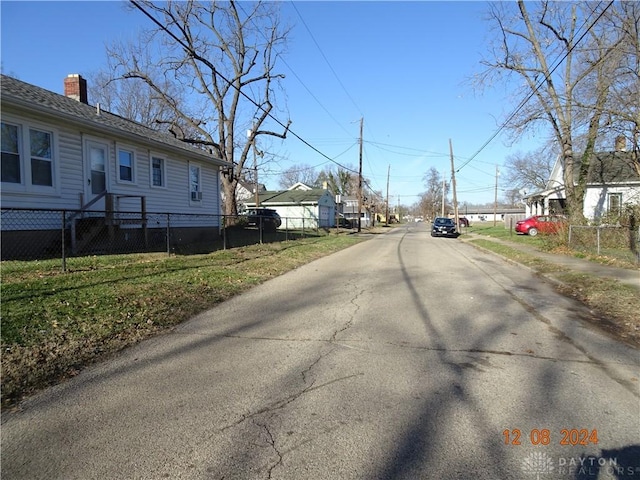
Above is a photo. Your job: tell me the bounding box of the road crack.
[330,285,364,343]
[253,419,283,479]
[219,373,363,432]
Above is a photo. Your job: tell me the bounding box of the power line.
[236,2,354,139]
[290,1,364,118]
[129,0,360,176]
[291,1,390,194]
[456,1,614,173]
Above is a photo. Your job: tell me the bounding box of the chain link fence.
[1,208,331,270]
[568,224,640,264]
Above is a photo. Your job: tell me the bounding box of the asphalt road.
[2,224,639,480]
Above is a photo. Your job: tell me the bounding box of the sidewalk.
[463,233,640,291]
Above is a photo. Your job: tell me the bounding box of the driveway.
[2,224,638,479]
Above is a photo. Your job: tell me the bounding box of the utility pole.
[357,117,363,233]
[449,139,459,230]
[254,141,259,208]
[385,164,390,226]
[494,165,499,227]
[441,169,446,217]
[248,126,260,208]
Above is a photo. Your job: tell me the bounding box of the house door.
[84,140,109,208]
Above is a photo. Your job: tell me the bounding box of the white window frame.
[607,192,622,215]
[150,153,167,189]
[1,121,22,185]
[1,116,59,195]
[84,138,110,198]
[189,163,202,204]
[116,144,136,184]
[29,128,54,187]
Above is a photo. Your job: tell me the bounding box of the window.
[151,155,165,187]
[89,144,107,194]
[117,147,135,183]
[1,122,21,183]
[190,164,202,202]
[608,193,622,215]
[30,128,53,186]
[1,120,56,191]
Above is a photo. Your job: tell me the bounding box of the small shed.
[244,183,336,229]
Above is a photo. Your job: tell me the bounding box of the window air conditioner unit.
[191,191,202,201]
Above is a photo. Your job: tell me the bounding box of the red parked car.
[515,215,566,236]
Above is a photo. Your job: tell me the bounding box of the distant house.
[341,195,371,228]
[234,180,266,212]
[453,207,525,224]
[524,138,640,220]
[1,74,230,258]
[244,182,336,228]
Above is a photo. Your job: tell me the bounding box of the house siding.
[584,185,640,219]
[524,153,640,219]
[1,111,85,212]
[1,110,221,220]
[1,75,228,258]
[59,129,84,206]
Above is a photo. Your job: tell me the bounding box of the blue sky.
[1,1,542,206]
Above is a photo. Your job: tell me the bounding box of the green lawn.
[1,234,363,408]
[463,223,639,268]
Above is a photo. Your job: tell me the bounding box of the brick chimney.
[64,74,88,103]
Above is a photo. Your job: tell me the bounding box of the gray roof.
[527,151,640,200]
[247,188,331,206]
[584,151,640,184]
[0,74,229,166]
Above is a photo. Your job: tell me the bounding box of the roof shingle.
[0,74,228,166]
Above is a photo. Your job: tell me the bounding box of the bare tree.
[503,147,554,196]
[88,70,179,127]
[596,2,640,173]
[502,189,522,207]
[479,1,628,219]
[420,167,448,220]
[277,164,318,189]
[105,0,291,216]
[316,166,358,196]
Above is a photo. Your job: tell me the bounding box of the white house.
[234,180,266,212]
[341,195,371,228]
[244,182,336,229]
[1,74,230,258]
[523,138,640,221]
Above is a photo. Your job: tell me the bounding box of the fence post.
[629,213,637,256]
[568,225,573,248]
[61,210,67,272]
[223,215,227,250]
[71,214,77,255]
[141,196,148,248]
[166,213,170,255]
